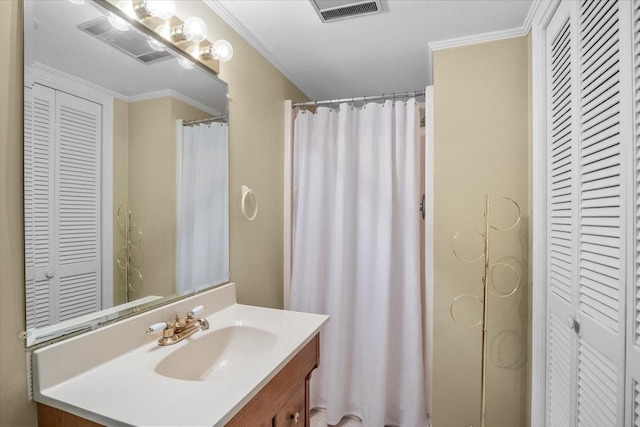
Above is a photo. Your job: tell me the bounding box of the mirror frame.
[24,0,231,349]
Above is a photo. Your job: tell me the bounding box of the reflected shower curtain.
[290,100,428,426]
[177,123,229,294]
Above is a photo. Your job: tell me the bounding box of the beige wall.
[113,98,129,306]
[127,96,208,300]
[0,1,306,424]
[177,1,307,308]
[432,36,530,427]
[0,1,38,425]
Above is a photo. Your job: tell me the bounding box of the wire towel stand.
[450,194,522,427]
[116,204,143,302]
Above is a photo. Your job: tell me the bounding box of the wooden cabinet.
[226,334,318,427]
[38,334,320,427]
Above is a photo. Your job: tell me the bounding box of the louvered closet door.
[54,91,102,322]
[629,0,640,425]
[575,0,628,425]
[24,84,102,329]
[24,84,56,329]
[545,2,579,425]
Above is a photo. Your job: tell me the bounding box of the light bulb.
[182,17,207,43]
[177,56,194,70]
[116,0,136,19]
[108,12,130,31]
[147,37,165,52]
[155,23,171,40]
[211,39,233,62]
[144,0,176,19]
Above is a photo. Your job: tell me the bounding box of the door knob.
[567,315,580,333]
[45,270,55,279]
[290,412,300,423]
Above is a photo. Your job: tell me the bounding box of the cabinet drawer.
[274,380,306,427]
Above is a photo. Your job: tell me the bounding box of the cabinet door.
[274,381,306,427]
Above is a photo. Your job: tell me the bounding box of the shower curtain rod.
[292,90,425,108]
[182,115,227,126]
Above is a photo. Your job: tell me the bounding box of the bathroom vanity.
[32,283,328,426]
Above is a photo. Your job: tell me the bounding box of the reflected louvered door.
[24,84,56,329]
[575,0,628,425]
[24,84,102,329]
[629,0,640,425]
[54,91,102,322]
[546,2,579,426]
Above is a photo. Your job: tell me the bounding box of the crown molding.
[428,0,539,52]
[522,0,542,33]
[30,62,127,101]
[126,89,222,116]
[202,0,316,99]
[428,26,527,51]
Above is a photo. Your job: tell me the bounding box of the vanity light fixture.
[147,37,166,52]
[200,39,234,63]
[167,17,208,43]
[104,0,234,73]
[176,56,195,69]
[108,12,131,31]
[107,1,137,31]
[133,0,176,20]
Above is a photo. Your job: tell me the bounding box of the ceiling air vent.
[310,0,383,23]
[78,17,172,64]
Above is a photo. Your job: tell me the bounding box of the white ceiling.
[206,0,535,101]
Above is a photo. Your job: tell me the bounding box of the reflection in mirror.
[24,0,229,346]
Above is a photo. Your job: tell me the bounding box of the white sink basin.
[154,325,278,382]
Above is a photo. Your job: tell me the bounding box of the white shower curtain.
[290,100,428,426]
[177,123,229,294]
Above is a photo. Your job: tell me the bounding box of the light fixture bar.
[92,0,221,76]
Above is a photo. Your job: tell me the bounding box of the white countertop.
[32,284,329,426]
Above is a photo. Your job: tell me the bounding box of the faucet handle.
[187,305,205,318]
[187,305,204,320]
[146,322,167,335]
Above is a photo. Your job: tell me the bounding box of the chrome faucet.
[147,305,210,346]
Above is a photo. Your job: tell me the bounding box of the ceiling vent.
[78,17,172,64]
[309,0,383,23]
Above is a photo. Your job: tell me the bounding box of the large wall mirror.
[23,0,230,346]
